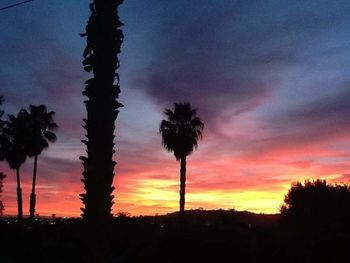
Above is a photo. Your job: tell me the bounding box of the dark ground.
[0,209,349,263]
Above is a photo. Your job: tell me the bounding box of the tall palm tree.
[26,105,58,219]
[80,0,124,222]
[159,102,204,218]
[2,111,29,221]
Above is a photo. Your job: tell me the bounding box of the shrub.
[0,172,5,215]
[280,179,350,230]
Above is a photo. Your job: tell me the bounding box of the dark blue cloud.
[237,88,350,158]
[0,1,89,139]
[127,0,350,129]
[270,88,350,140]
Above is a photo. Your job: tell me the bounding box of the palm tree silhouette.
[159,103,204,218]
[25,105,58,219]
[80,0,124,222]
[2,111,29,221]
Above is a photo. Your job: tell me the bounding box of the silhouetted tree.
[80,0,124,223]
[159,103,204,218]
[1,111,29,221]
[25,105,58,219]
[0,96,5,161]
[0,97,6,215]
[280,179,350,230]
[0,172,5,215]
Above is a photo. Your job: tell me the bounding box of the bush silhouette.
[280,179,350,231]
[0,97,5,215]
[0,96,5,161]
[0,172,5,215]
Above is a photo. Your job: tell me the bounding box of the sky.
[0,0,350,217]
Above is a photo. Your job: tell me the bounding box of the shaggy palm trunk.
[179,156,186,218]
[16,167,23,221]
[80,0,124,223]
[29,154,38,219]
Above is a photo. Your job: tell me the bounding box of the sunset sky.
[1,0,350,217]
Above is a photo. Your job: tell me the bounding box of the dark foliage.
[0,97,6,215]
[160,103,204,160]
[1,113,28,169]
[1,111,29,220]
[159,103,204,217]
[79,0,124,223]
[0,103,57,219]
[25,105,58,157]
[24,105,58,219]
[0,96,3,118]
[1,209,348,262]
[0,96,5,161]
[280,179,350,229]
[0,172,5,215]
[279,180,350,262]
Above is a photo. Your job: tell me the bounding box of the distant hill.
[134,209,280,228]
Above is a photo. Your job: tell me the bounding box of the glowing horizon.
[1,149,348,217]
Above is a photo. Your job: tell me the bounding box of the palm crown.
[25,105,58,157]
[2,112,28,169]
[160,103,204,160]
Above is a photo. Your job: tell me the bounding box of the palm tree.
[2,111,29,221]
[80,0,124,222]
[159,102,204,218]
[26,105,58,219]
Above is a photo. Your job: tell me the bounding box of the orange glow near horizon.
[1,159,348,217]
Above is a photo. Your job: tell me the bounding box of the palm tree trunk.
[80,0,123,223]
[16,167,23,221]
[179,156,186,218]
[29,154,37,219]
